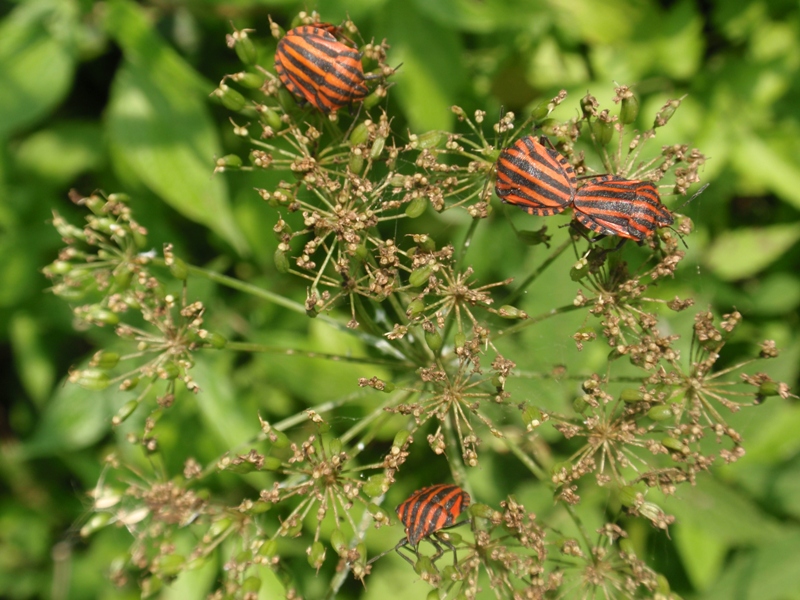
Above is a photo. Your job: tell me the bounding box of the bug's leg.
[433,534,459,566]
[427,536,446,563]
[368,537,410,566]
[433,520,471,566]
[395,540,420,567]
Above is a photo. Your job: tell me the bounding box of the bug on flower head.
[495,135,577,216]
[274,24,370,113]
[367,484,471,567]
[572,175,673,242]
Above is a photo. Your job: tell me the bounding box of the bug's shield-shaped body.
[495,135,577,216]
[275,24,369,113]
[573,175,673,241]
[396,484,470,545]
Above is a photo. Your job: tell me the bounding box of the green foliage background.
[1,0,799,598]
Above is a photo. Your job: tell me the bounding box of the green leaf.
[161,541,218,600]
[0,233,40,308]
[662,477,785,546]
[735,405,800,465]
[732,132,800,211]
[552,0,642,45]
[748,272,800,316]
[0,0,78,138]
[103,0,247,255]
[15,120,104,185]
[191,355,261,451]
[702,531,800,600]
[673,521,727,591]
[704,223,800,280]
[9,312,55,406]
[379,3,466,132]
[21,373,120,458]
[410,0,544,32]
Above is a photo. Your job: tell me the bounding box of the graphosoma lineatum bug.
[274,24,370,113]
[495,135,577,216]
[572,175,673,242]
[367,484,471,567]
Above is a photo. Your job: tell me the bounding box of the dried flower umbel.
[45,14,794,600]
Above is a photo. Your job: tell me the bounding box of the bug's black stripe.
[496,174,573,208]
[277,52,326,105]
[317,68,368,104]
[406,485,449,528]
[576,209,631,231]
[396,485,469,545]
[402,484,454,544]
[411,501,445,544]
[495,137,575,211]
[575,212,617,236]
[497,161,574,201]
[440,487,468,521]
[499,144,575,198]
[328,69,369,97]
[285,29,341,60]
[279,39,367,109]
[280,38,331,83]
[284,33,363,77]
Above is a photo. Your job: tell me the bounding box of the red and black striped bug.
[495,135,577,216]
[274,24,370,113]
[572,175,673,242]
[367,484,471,567]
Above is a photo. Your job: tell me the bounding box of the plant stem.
[456,217,481,272]
[491,303,585,341]
[504,236,572,306]
[152,258,408,360]
[503,436,548,482]
[224,341,413,368]
[444,411,471,495]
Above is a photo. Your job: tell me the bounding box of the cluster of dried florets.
[44,192,231,432]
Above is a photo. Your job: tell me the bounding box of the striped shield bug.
[495,135,577,216]
[572,175,673,242]
[274,24,370,113]
[367,484,471,567]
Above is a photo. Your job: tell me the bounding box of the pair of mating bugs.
[368,483,471,567]
[496,136,677,243]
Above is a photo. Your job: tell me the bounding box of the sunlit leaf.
[704,223,800,280]
[379,3,466,132]
[0,0,78,138]
[104,0,247,255]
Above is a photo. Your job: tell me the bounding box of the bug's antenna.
[677,183,710,210]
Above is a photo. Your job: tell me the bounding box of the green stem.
[503,436,548,482]
[491,303,585,341]
[153,258,408,360]
[443,411,471,496]
[197,390,375,479]
[340,391,408,447]
[325,498,375,600]
[174,260,307,315]
[504,236,572,306]
[456,217,481,272]
[563,503,596,560]
[224,341,412,368]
